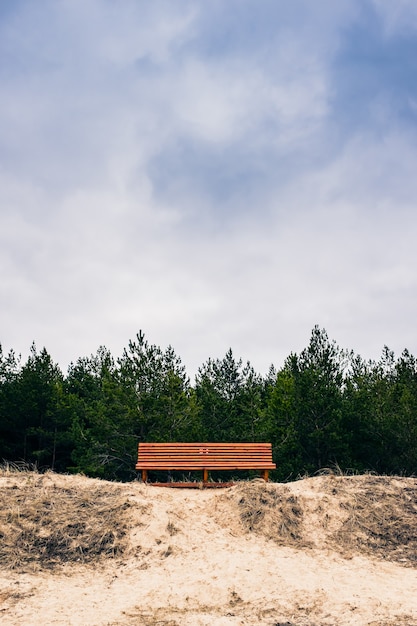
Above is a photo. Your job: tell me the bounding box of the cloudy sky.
[1,0,417,378]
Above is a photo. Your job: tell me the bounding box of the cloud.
[330,2,417,143]
[371,0,417,35]
[1,0,417,378]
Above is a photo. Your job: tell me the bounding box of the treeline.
[1,326,417,482]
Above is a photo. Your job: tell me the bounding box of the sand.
[1,471,417,625]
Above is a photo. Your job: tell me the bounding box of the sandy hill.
[1,470,417,626]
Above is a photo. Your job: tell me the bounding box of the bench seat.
[135,442,276,483]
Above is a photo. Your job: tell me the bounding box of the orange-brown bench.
[135,442,276,483]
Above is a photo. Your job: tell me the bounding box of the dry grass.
[220,480,305,546]
[0,468,131,571]
[327,475,417,565]
[1,470,417,625]
[2,467,417,577]
[219,475,417,566]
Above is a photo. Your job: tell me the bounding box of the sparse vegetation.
[1,471,417,624]
[330,475,417,564]
[0,468,131,571]
[220,475,417,566]
[227,481,304,544]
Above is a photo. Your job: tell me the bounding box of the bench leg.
[261,470,269,482]
[141,469,148,483]
[203,469,209,483]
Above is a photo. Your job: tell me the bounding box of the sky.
[1,0,417,380]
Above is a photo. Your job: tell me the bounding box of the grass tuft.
[226,481,304,545]
[0,470,131,571]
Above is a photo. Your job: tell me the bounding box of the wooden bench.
[135,442,276,483]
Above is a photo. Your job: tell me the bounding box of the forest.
[1,326,416,482]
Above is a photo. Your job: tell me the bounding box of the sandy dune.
[1,471,417,625]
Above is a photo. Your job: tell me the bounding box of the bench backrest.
[135,442,276,470]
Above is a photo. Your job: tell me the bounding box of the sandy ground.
[1,472,417,626]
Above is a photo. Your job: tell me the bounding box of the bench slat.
[136,444,271,447]
[136,462,276,470]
